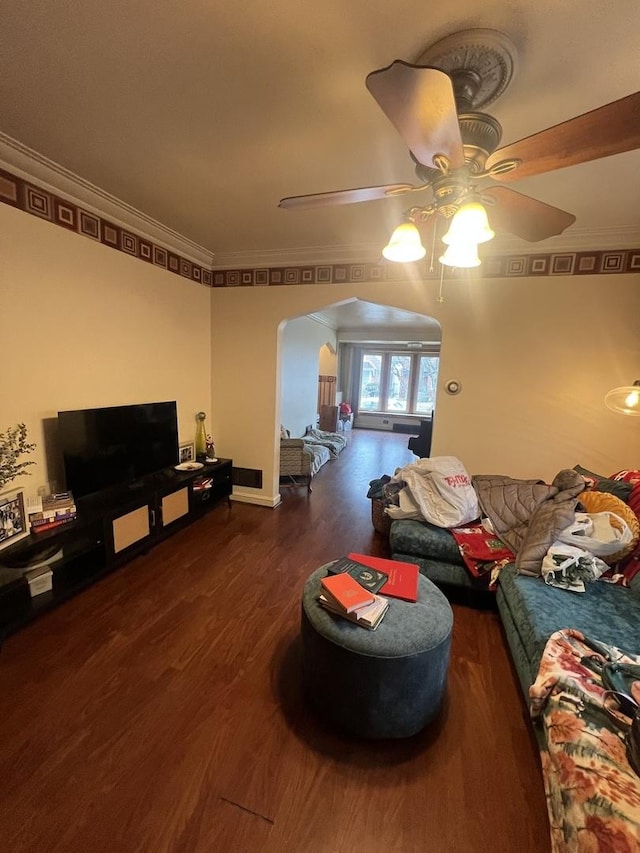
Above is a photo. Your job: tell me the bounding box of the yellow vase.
[195,411,207,461]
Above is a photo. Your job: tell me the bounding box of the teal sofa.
[496,567,640,695]
[389,518,640,696]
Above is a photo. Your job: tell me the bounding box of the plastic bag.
[541,542,608,593]
[557,511,633,557]
[389,456,479,528]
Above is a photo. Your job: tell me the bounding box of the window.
[357,349,439,415]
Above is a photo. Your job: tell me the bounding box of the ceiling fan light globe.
[439,241,481,268]
[442,201,495,245]
[382,223,426,263]
[604,380,640,416]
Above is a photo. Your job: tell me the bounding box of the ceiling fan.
[279,30,640,263]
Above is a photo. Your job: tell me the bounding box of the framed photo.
[0,488,30,551]
[179,443,195,464]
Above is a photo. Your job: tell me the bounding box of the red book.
[348,553,419,603]
[320,572,376,613]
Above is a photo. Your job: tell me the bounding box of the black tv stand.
[0,458,233,636]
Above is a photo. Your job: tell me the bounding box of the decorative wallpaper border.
[1,165,639,286]
[0,167,213,286]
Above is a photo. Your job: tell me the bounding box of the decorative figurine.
[205,434,215,461]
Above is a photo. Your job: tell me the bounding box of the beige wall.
[212,270,639,504]
[1,204,212,501]
[318,343,336,376]
[280,318,337,439]
[3,199,637,510]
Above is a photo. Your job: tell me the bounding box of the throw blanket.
[472,469,586,576]
[529,629,640,852]
[449,523,515,588]
[303,429,347,458]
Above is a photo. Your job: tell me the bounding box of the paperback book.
[326,555,388,594]
[31,517,77,534]
[320,572,376,613]
[318,592,389,630]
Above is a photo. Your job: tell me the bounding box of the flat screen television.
[58,401,179,499]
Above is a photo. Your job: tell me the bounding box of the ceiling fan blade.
[366,61,465,169]
[486,92,640,181]
[482,186,576,242]
[279,183,417,210]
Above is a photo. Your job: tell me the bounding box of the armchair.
[280,438,313,492]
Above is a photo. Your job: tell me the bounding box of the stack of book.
[317,553,421,630]
[192,477,213,492]
[319,571,389,630]
[27,492,77,534]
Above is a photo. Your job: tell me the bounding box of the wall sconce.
[605,380,640,416]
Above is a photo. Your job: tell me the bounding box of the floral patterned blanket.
[529,629,640,852]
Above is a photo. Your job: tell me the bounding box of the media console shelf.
[0,458,232,636]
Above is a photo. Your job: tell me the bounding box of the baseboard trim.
[231,489,280,508]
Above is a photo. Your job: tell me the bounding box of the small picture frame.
[179,443,195,464]
[0,488,30,551]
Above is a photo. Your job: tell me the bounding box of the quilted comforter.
[472,469,586,576]
[529,629,640,852]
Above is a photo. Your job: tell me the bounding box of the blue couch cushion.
[389,519,464,566]
[498,567,640,685]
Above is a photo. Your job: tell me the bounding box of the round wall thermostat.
[444,379,462,395]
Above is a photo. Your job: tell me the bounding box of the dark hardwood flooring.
[0,429,550,852]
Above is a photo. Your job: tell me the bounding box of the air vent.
[406,342,423,349]
[232,467,263,489]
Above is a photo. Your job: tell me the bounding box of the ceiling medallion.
[415,28,518,110]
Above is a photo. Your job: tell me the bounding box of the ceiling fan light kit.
[439,241,481,269]
[382,222,427,262]
[605,380,640,416]
[441,200,495,246]
[279,27,640,273]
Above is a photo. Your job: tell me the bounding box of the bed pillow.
[573,465,633,502]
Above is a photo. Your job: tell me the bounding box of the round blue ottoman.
[301,564,453,738]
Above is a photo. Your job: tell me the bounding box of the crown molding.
[211,243,384,269]
[206,225,640,270]
[1,131,638,275]
[488,225,640,255]
[0,132,215,267]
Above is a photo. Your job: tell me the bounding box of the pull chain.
[429,218,437,275]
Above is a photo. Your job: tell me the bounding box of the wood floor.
[0,429,550,853]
